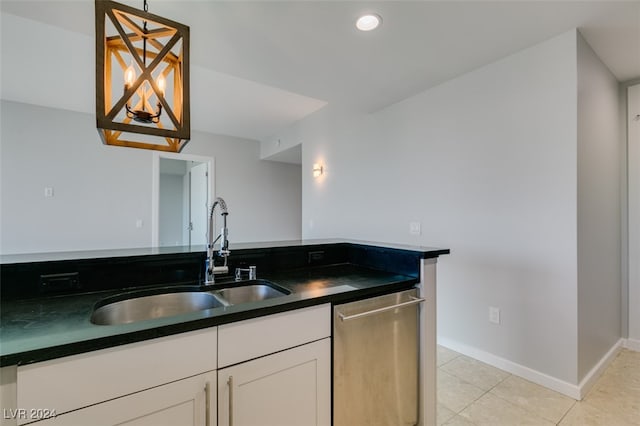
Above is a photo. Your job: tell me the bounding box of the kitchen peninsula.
[0,240,449,426]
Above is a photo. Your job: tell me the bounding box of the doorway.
[152,152,214,247]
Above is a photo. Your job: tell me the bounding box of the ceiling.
[2,1,639,145]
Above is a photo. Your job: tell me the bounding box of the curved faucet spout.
[208,197,228,253]
[204,197,230,285]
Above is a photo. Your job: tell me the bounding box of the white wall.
[628,83,640,348]
[576,33,622,379]
[273,31,580,384]
[278,28,627,387]
[184,131,302,246]
[0,100,302,254]
[0,101,151,253]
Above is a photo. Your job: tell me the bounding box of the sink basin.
[90,280,290,326]
[91,291,225,325]
[215,281,290,305]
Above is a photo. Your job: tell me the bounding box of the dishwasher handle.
[337,296,425,321]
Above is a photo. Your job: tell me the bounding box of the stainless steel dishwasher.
[333,288,424,426]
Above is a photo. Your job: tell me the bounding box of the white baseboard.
[437,337,624,401]
[624,338,640,351]
[577,339,624,399]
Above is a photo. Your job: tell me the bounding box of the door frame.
[151,152,215,247]
[628,83,640,348]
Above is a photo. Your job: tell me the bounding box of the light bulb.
[157,74,166,97]
[356,14,381,31]
[124,63,136,90]
[313,164,323,178]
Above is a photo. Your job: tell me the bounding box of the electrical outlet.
[44,187,54,198]
[489,306,501,324]
[308,250,325,264]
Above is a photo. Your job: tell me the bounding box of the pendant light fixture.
[95,0,190,152]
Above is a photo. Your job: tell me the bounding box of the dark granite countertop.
[0,264,417,367]
[0,240,449,367]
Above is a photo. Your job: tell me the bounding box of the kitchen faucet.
[203,197,230,286]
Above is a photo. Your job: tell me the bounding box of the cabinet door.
[28,372,216,426]
[218,338,330,426]
[18,327,217,422]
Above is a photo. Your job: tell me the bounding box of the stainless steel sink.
[215,281,290,305]
[91,291,225,325]
[90,280,290,326]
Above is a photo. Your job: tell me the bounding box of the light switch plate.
[489,306,501,324]
[409,222,421,235]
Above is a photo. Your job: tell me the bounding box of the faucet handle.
[235,265,257,281]
[204,259,229,286]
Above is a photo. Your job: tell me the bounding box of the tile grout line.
[456,386,492,422]
[436,366,486,418]
[437,351,509,423]
[439,347,640,426]
[444,364,571,425]
[437,353,463,369]
[439,349,546,425]
[440,348,580,425]
[554,400,578,425]
[486,380,575,425]
[439,367,506,417]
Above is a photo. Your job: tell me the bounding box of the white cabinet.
[218,339,330,426]
[217,304,331,368]
[28,371,215,426]
[7,304,332,426]
[217,304,332,426]
[12,328,217,426]
[1,366,17,426]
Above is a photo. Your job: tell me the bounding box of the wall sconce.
[313,163,324,178]
[95,0,190,152]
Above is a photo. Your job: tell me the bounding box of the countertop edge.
[1,240,449,265]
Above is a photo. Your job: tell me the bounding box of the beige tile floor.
[437,346,640,425]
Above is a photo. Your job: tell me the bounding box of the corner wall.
[628,83,640,349]
[576,33,623,380]
[280,30,580,384]
[0,100,302,254]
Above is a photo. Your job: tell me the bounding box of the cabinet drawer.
[218,304,330,368]
[17,327,217,423]
[26,372,215,426]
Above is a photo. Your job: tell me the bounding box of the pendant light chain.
[142,0,148,68]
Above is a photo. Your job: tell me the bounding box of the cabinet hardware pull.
[338,296,426,321]
[228,375,234,426]
[205,381,211,426]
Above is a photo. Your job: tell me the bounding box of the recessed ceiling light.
[356,14,382,31]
